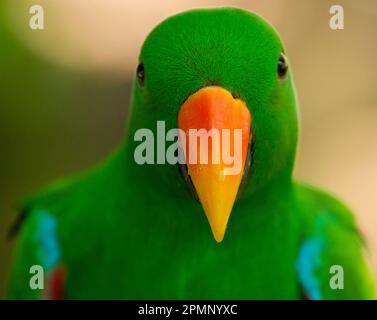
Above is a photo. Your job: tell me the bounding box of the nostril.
[232,92,240,99]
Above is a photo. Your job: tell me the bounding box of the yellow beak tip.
[213,232,225,243]
[209,221,227,243]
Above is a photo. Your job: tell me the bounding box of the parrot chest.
[64,207,300,299]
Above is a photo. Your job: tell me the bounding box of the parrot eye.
[277,53,288,80]
[136,63,145,87]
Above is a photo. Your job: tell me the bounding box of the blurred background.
[0,0,376,298]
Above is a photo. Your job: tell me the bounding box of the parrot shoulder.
[6,178,81,299]
[294,182,376,299]
[294,182,357,232]
[8,177,77,239]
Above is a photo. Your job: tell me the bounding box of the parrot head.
[127,8,298,242]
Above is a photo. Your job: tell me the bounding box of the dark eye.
[136,63,145,87]
[277,53,288,80]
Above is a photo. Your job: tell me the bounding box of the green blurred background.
[1,0,376,298]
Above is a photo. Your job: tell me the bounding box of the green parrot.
[8,7,376,299]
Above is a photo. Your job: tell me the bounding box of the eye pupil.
[277,53,288,80]
[137,63,145,87]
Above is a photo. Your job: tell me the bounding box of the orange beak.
[178,86,251,242]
